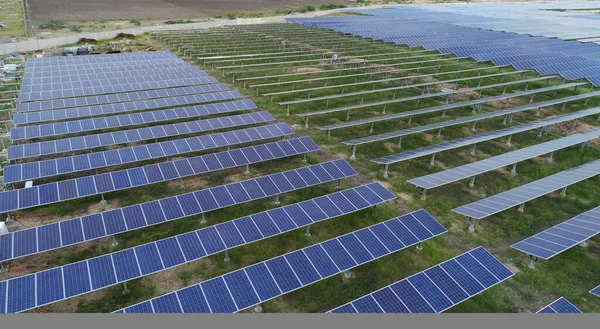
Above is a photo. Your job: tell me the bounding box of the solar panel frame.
[5,121,291,184]
[329,246,513,313]
[453,158,600,220]
[0,158,357,263]
[372,106,600,165]
[0,182,394,313]
[113,208,443,314]
[537,297,582,313]
[18,75,219,102]
[510,205,600,260]
[408,128,600,190]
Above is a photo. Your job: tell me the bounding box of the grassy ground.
[8,24,600,314]
[0,0,25,37]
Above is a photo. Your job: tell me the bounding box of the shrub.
[320,3,347,10]
[213,15,223,19]
[69,25,83,33]
[227,13,237,20]
[298,5,316,13]
[39,20,66,30]
[275,9,293,15]
[130,19,141,26]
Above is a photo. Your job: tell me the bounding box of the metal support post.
[254,304,263,313]
[471,121,477,131]
[274,194,280,205]
[303,153,307,162]
[579,240,588,248]
[528,256,538,269]
[305,225,311,237]
[429,153,436,167]
[420,188,427,201]
[350,145,357,160]
[518,203,525,212]
[546,152,554,163]
[560,187,567,196]
[369,122,374,134]
[122,282,130,295]
[469,176,476,187]
[511,163,517,174]
[468,218,476,233]
[383,164,389,178]
[471,143,477,156]
[416,242,423,251]
[245,164,251,175]
[224,250,231,262]
[200,213,207,224]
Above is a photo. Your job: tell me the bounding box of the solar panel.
[343,92,600,148]
[14,97,254,127]
[20,71,207,93]
[372,106,600,165]
[537,297,581,313]
[279,76,557,107]
[8,90,245,144]
[0,182,394,314]
[0,159,355,262]
[296,80,575,120]
[21,65,201,86]
[329,246,513,313]
[18,76,219,102]
[5,121,293,184]
[112,208,443,314]
[316,83,587,131]
[0,136,320,213]
[453,158,600,220]
[408,129,600,190]
[16,83,230,113]
[591,285,600,297]
[511,206,600,260]
[9,109,271,159]
[26,51,176,66]
[263,70,529,99]
[24,58,184,74]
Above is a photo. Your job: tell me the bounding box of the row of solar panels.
[288,17,600,86]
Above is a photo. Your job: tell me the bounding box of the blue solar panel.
[19,76,218,102]
[16,83,231,113]
[537,297,581,313]
[0,159,357,263]
[0,135,316,212]
[6,118,285,183]
[10,90,243,129]
[511,206,600,260]
[591,285,600,297]
[116,207,441,314]
[12,98,256,136]
[329,246,512,313]
[0,181,395,313]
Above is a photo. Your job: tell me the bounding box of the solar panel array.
[0,136,323,213]
[0,183,397,314]
[453,159,600,220]
[408,129,600,190]
[4,122,293,184]
[344,92,600,147]
[329,246,513,313]
[11,88,244,130]
[16,83,230,113]
[537,297,582,313]
[511,206,600,260]
[591,285,600,297]
[372,106,600,165]
[0,159,355,263]
[113,209,445,313]
[288,16,600,86]
[11,99,257,137]
[8,110,275,160]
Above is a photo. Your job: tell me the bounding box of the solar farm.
[1,6,600,315]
